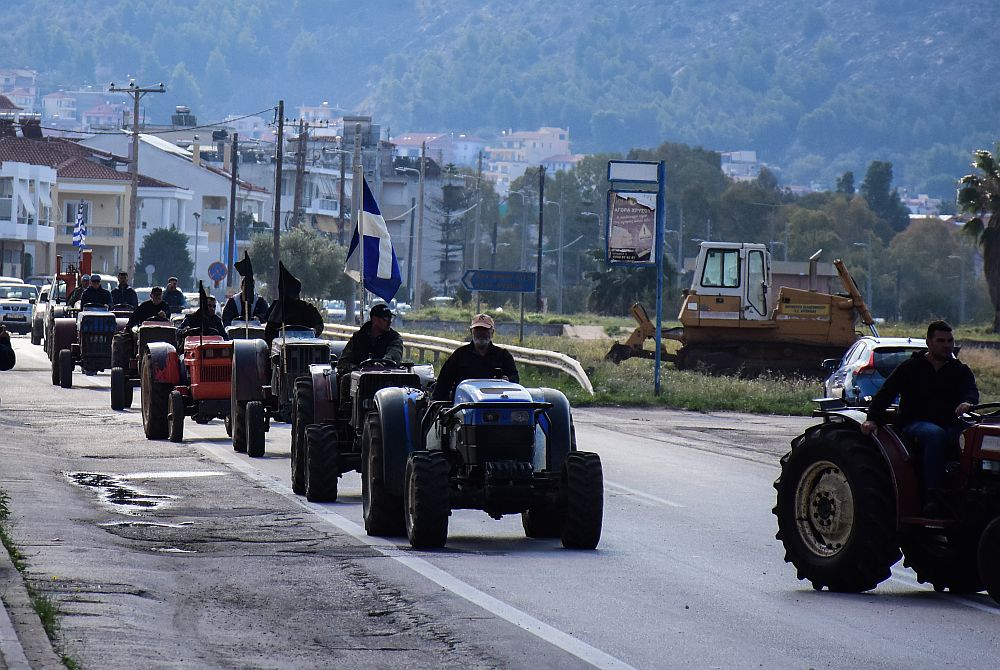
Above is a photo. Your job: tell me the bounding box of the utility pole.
[271,100,284,289]
[536,166,546,312]
[226,133,238,289]
[352,123,365,317]
[473,151,483,309]
[108,80,165,277]
[413,141,426,310]
[338,150,347,245]
[291,120,308,228]
[407,196,416,304]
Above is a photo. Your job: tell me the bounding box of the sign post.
[606,160,667,395]
[461,269,536,343]
[207,260,227,289]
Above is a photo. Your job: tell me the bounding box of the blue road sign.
[461,270,536,293]
[207,261,227,282]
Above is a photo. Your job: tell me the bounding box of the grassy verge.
[404,324,1000,416]
[0,490,78,669]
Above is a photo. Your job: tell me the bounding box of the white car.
[0,283,38,335]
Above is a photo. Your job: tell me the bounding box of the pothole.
[67,472,175,513]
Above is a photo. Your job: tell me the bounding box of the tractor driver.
[861,320,979,515]
[179,295,226,339]
[432,313,518,402]
[79,274,113,309]
[126,286,169,329]
[335,303,404,401]
[67,274,90,306]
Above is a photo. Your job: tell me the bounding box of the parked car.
[0,283,38,334]
[323,299,346,321]
[31,284,51,344]
[822,336,925,406]
[0,275,23,285]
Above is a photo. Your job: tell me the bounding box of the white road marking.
[121,470,230,480]
[185,426,637,670]
[605,480,684,508]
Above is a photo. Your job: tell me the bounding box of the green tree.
[860,161,910,235]
[835,171,855,195]
[957,148,1000,331]
[246,228,351,301]
[137,227,193,287]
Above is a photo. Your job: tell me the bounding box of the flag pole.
[352,123,365,321]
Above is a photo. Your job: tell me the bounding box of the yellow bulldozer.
[605,241,877,376]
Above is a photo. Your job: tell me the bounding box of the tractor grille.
[80,315,116,356]
[285,344,331,377]
[199,365,232,383]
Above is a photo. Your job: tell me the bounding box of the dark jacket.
[67,285,85,306]
[336,321,404,374]
[126,299,171,329]
[0,336,14,371]
[867,352,979,428]
[222,294,269,326]
[264,299,325,344]
[79,286,113,309]
[111,284,139,307]
[179,310,226,338]
[432,341,519,401]
[163,287,187,314]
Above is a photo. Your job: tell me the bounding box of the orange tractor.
[140,331,234,441]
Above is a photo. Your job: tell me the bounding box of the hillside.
[1,0,997,196]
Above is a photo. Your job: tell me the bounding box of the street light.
[217,216,225,263]
[544,200,564,313]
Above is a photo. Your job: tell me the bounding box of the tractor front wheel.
[978,517,1000,605]
[773,428,900,592]
[231,399,247,453]
[168,390,185,443]
[404,451,450,549]
[291,378,314,495]
[305,424,339,502]
[362,413,405,536]
[111,367,127,410]
[560,452,604,549]
[246,401,266,457]
[140,353,170,440]
[58,349,73,389]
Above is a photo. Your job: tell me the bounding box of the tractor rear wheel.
[978,517,1000,605]
[246,401,266,457]
[901,527,982,594]
[168,390,185,443]
[362,413,405,536]
[231,399,247,453]
[111,367,127,410]
[773,428,900,592]
[58,349,73,389]
[560,452,604,549]
[305,424,339,502]
[140,353,170,440]
[404,451,450,549]
[291,378,314,495]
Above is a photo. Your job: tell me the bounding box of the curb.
[0,541,63,669]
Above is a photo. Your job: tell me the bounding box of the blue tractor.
[363,378,604,549]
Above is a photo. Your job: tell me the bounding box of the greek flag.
[345,177,402,302]
[72,203,86,247]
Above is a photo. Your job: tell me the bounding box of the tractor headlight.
[511,411,530,425]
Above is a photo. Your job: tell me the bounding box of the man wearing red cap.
[432,313,519,401]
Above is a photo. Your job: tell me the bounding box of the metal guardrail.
[322,324,594,395]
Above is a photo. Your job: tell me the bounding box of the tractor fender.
[529,387,575,472]
[52,317,77,354]
[232,338,269,401]
[795,413,920,522]
[115,317,129,332]
[146,341,181,385]
[374,386,426,496]
[308,363,338,424]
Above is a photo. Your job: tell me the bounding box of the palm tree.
[958,148,1000,331]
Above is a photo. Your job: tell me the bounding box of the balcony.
[303,197,340,217]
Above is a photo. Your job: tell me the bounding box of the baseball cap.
[167,276,178,283]
[370,303,394,319]
[89,274,102,282]
[80,274,91,281]
[470,313,495,330]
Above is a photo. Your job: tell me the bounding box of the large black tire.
[978,517,1000,605]
[305,424,339,502]
[123,377,134,408]
[522,505,563,539]
[246,401,266,457]
[58,349,73,389]
[111,367,127,410]
[362,413,405,536]
[168,390,185,443]
[404,451,451,549]
[901,528,983,594]
[291,378,314,495]
[50,347,60,385]
[232,399,247,453]
[111,333,131,369]
[30,322,41,346]
[773,428,901,592]
[140,353,170,440]
[560,452,604,549]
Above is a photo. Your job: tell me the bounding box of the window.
[746,249,767,316]
[64,200,90,224]
[700,249,740,289]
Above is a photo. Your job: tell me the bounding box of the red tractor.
[110,320,177,410]
[774,399,1000,604]
[139,330,234,441]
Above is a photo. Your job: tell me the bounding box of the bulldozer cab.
[687,242,770,322]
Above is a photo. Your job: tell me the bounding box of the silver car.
[822,336,925,406]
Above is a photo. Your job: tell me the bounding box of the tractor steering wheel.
[359,357,397,370]
[961,402,1000,423]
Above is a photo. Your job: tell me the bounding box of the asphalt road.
[3,336,1000,669]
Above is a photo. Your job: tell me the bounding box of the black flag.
[198,280,209,315]
[269,262,301,323]
[234,251,255,315]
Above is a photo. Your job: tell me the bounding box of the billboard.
[607,190,656,265]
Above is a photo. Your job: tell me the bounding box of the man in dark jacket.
[163,277,187,314]
[862,320,978,510]
[0,324,14,371]
[433,313,518,401]
[222,277,269,326]
[67,274,90,306]
[336,303,404,375]
[179,293,225,338]
[263,262,324,345]
[79,274,113,309]
[126,286,170,329]
[111,271,139,307]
